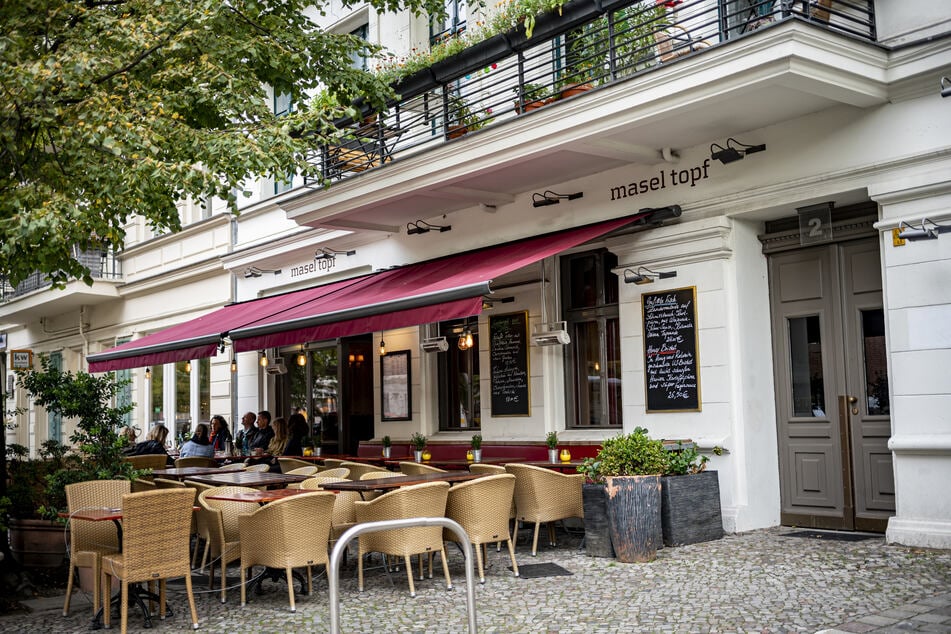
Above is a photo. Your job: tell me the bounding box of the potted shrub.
[381,435,392,459]
[513,83,553,113]
[410,432,427,463]
[595,427,668,563]
[577,455,615,558]
[545,431,559,463]
[660,442,724,546]
[470,434,483,462]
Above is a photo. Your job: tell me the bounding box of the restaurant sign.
[290,253,341,279]
[608,159,711,201]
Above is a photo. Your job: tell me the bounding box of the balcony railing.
[308,0,874,184]
[1,249,122,301]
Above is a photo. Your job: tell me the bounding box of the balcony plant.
[594,427,668,562]
[513,83,554,113]
[446,93,494,138]
[660,442,724,546]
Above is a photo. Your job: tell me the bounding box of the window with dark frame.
[273,90,294,194]
[436,319,481,431]
[561,249,622,428]
[430,0,466,44]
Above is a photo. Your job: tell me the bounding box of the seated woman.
[209,415,233,453]
[130,423,174,466]
[180,423,215,458]
[120,426,139,455]
[247,416,288,472]
[284,413,309,457]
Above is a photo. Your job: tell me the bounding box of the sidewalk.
[3,527,949,633]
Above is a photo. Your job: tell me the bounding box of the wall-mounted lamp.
[315,247,356,260]
[623,266,678,285]
[482,295,515,310]
[710,138,766,164]
[407,219,451,235]
[244,266,282,278]
[532,190,583,208]
[145,367,151,380]
[897,217,951,241]
[259,352,269,367]
[941,76,951,98]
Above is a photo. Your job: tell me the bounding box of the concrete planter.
[660,470,724,546]
[582,483,615,558]
[8,518,68,568]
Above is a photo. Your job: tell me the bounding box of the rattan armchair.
[286,466,319,476]
[175,456,218,468]
[444,474,519,582]
[354,481,452,597]
[319,458,346,470]
[217,462,247,472]
[316,467,350,479]
[244,463,272,473]
[198,486,258,603]
[101,488,199,633]
[399,461,448,475]
[238,492,336,612]
[63,480,130,617]
[123,454,168,470]
[469,463,515,551]
[278,457,313,473]
[300,476,359,545]
[153,477,186,489]
[339,461,384,480]
[184,481,214,568]
[505,463,584,556]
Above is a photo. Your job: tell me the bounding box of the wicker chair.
[286,466,319,476]
[470,464,515,550]
[123,454,168,470]
[217,462,247,472]
[244,463,272,473]
[339,461,383,480]
[444,474,519,583]
[63,480,130,617]
[360,470,400,480]
[184,481,214,568]
[153,477,186,489]
[101,488,199,633]
[238,492,336,612]
[505,463,584,556]
[198,486,258,603]
[131,478,156,493]
[299,477,357,543]
[278,457,313,473]
[399,461,448,475]
[320,458,346,470]
[354,481,452,597]
[316,467,350,479]
[175,456,218,468]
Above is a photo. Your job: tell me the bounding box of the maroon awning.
[88,212,650,371]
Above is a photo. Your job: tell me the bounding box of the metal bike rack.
[328,517,478,634]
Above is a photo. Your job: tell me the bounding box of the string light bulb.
[458,327,473,351]
[259,352,269,367]
[184,361,191,373]
[296,350,307,367]
[145,367,151,380]
[379,337,386,356]
[230,358,237,373]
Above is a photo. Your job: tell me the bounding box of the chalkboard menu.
[642,286,701,412]
[489,311,530,416]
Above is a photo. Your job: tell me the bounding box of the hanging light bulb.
[259,352,269,367]
[296,349,307,366]
[145,367,151,380]
[184,360,192,373]
[230,357,237,373]
[458,327,472,351]
[379,338,386,356]
[464,328,474,350]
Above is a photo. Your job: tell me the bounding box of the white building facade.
[3,0,950,547]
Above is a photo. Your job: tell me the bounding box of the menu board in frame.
[641,286,701,413]
[489,311,530,417]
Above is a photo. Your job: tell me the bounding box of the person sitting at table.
[180,423,215,458]
[234,411,258,455]
[209,415,233,452]
[129,423,174,466]
[121,426,139,455]
[284,413,309,457]
[246,415,286,472]
[248,410,274,455]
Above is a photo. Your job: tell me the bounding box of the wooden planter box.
[660,470,724,546]
[581,483,615,558]
[8,518,68,568]
[604,475,662,563]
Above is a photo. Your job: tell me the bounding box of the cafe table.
[187,471,310,489]
[151,466,227,480]
[318,470,484,499]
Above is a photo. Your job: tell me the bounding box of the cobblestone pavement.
[3,527,949,633]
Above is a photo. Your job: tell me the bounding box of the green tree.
[0,0,444,287]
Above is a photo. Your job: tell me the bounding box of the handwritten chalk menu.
[489,311,530,416]
[642,287,701,412]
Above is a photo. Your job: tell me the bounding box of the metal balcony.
[307,0,875,185]
[1,249,122,302]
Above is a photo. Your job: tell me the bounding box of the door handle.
[847,395,859,415]
[847,396,858,404]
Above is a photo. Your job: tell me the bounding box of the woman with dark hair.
[180,423,215,458]
[285,413,309,457]
[209,415,232,452]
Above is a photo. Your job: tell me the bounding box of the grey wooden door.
[769,238,894,531]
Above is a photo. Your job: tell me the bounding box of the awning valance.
[88,212,649,372]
